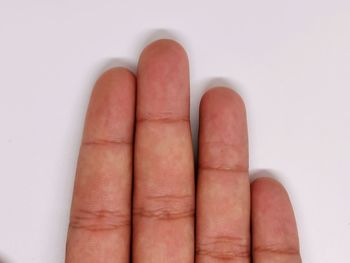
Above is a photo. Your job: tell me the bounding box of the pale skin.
[65,39,302,263]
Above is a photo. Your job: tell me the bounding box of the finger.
[66,68,135,263]
[251,177,301,263]
[133,39,195,262]
[196,87,250,263]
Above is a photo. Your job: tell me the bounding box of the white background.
[0,0,349,262]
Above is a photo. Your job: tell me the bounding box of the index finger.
[66,68,135,263]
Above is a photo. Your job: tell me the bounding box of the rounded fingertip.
[138,39,188,67]
[251,178,293,213]
[199,87,247,135]
[93,67,136,101]
[198,86,248,169]
[200,87,246,113]
[202,86,242,99]
[251,177,287,195]
[145,38,187,52]
[96,67,135,86]
[250,176,300,256]
[137,39,190,119]
[84,67,136,144]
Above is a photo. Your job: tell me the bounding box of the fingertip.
[138,39,188,67]
[84,67,136,143]
[251,177,288,197]
[251,177,294,219]
[199,86,247,147]
[92,67,136,104]
[200,86,246,113]
[137,39,190,120]
[251,176,300,260]
[95,67,135,91]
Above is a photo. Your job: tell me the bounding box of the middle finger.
[132,40,195,262]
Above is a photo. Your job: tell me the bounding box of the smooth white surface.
[1,1,349,262]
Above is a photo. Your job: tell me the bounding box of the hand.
[65,39,301,263]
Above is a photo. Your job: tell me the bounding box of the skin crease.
[65,39,302,263]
